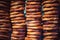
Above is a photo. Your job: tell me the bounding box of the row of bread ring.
[26,0,42,40]
[10,1,25,40]
[26,3,42,40]
[42,0,59,40]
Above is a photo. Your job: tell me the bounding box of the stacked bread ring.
[10,0,26,40]
[42,0,59,40]
[26,0,42,40]
[0,0,11,40]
